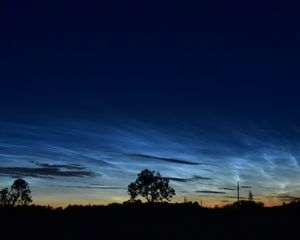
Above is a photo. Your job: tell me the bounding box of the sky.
[1,1,300,207]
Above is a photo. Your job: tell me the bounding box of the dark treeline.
[1,201,300,240]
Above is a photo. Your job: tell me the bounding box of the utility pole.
[237,181,240,205]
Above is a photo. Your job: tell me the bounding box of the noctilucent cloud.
[1,118,300,206]
[1,1,300,206]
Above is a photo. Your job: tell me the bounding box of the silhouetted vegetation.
[0,179,32,206]
[248,190,253,201]
[1,201,300,240]
[224,200,264,209]
[1,176,300,240]
[128,169,175,202]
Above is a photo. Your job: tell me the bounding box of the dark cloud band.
[196,190,226,194]
[0,165,97,178]
[166,175,211,183]
[129,154,200,165]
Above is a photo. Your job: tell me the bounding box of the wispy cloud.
[196,190,226,194]
[224,196,247,200]
[276,193,300,202]
[219,187,236,191]
[0,165,97,178]
[129,154,200,165]
[166,175,211,183]
[1,120,300,205]
[32,162,86,170]
[57,185,126,190]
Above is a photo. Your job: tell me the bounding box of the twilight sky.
[1,1,300,206]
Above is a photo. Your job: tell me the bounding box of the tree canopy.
[0,179,32,206]
[128,169,175,203]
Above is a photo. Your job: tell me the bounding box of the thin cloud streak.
[0,166,97,178]
[196,190,226,194]
[129,154,200,165]
[166,175,211,183]
[57,185,127,190]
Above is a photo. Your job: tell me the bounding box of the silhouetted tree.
[0,188,10,206]
[127,169,175,203]
[10,179,32,206]
[248,191,253,201]
[230,200,264,209]
[0,179,32,206]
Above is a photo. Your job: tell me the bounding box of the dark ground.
[0,202,298,240]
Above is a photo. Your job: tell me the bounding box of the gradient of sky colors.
[1,1,300,206]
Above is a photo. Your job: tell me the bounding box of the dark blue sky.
[1,1,300,206]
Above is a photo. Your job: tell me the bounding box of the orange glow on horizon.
[33,195,285,208]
